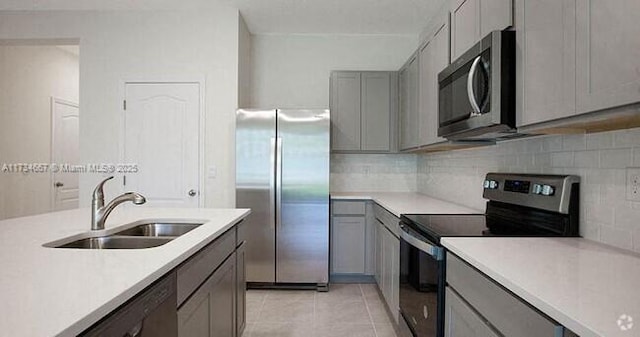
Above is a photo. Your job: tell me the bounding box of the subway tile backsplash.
[330,153,417,192]
[417,127,640,252]
[330,127,640,253]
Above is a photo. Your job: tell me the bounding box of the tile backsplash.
[330,154,417,192]
[417,127,640,252]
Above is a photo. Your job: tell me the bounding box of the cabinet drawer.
[177,227,236,306]
[447,254,565,337]
[332,201,366,215]
[373,203,400,237]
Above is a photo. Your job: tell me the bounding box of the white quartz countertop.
[442,237,640,337]
[330,192,481,216]
[0,207,250,337]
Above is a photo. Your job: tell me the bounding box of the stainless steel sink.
[114,223,202,237]
[56,236,173,249]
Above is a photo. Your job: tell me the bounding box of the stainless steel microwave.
[438,30,516,140]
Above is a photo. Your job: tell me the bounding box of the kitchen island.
[0,207,249,336]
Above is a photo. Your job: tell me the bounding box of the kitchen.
[1,0,640,337]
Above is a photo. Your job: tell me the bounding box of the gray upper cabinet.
[361,72,393,151]
[515,0,576,127]
[399,56,420,151]
[418,11,450,147]
[575,0,640,114]
[330,71,397,153]
[451,0,512,60]
[330,72,361,151]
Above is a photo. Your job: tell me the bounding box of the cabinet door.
[361,72,392,152]
[330,72,361,151]
[178,254,236,337]
[418,15,450,146]
[332,216,366,274]
[375,220,383,286]
[516,0,576,126]
[445,287,501,337]
[575,0,640,114]
[451,0,479,60]
[390,233,400,323]
[399,56,420,150]
[236,242,246,337]
[480,0,513,37]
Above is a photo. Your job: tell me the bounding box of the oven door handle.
[400,224,444,261]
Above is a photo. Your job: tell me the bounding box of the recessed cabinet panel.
[516,0,576,127]
[451,0,479,60]
[331,72,361,151]
[399,57,420,151]
[418,13,450,147]
[332,216,366,274]
[575,0,640,114]
[361,72,392,151]
[445,287,501,337]
[480,0,513,37]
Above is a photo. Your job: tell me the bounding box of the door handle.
[54,182,64,188]
[467,56,483,116]
[188,189,197,197]
[275,137,283,230]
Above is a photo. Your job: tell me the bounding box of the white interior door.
[124,82,200,208]
[51,98,80,211]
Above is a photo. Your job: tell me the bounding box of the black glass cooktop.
[401,213,565,244]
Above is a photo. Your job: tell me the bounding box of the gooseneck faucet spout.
[91,176,146,230]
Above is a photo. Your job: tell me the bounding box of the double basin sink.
[46,222,204,249]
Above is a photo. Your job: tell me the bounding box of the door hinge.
[123,175,126,186]
[123,100,127,110]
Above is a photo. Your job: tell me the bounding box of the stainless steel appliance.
[399,173,580,337]
[235,109,330,290]
[438,31,516,141]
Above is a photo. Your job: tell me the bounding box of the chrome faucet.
[91,176,146,230]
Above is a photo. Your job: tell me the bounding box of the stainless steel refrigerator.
[235,109,330,289]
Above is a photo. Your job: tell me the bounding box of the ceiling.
[0,0,445,35]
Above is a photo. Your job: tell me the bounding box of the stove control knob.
[541,185,555,196]
[489,180,499,189]
[483,180,490,189]
[532,184,543,195]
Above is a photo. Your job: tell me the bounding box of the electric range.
[398,173,580,337]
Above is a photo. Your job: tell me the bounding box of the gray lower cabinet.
[236,241,246,337]
[445,287,500,337]
[176,225,245,337]
[373,204,400,324]
[330,71,397,153]
[330,200,374,276]
[446,253,577,337]
[178,253,236,337]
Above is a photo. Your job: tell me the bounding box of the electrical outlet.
[626,167,640,201]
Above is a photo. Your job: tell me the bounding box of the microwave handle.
[467,56,483,116]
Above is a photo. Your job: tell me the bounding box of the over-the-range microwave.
[438,30,517,141]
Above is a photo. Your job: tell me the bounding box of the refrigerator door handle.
[269,137,277,229]
[275,137,283,230]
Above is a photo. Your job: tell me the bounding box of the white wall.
[249,33,419,192]
[417,128,640,252]
[0,8,241,208]
[0,45,79,219]
[249,34,417,108]
[238,14,252,108]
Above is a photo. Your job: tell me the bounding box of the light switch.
[208,166,217,179]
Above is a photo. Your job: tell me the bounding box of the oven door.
[399,222,445,337]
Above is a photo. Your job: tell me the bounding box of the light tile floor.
[242,283,398,337]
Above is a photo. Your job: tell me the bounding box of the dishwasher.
[81,272,177,337]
